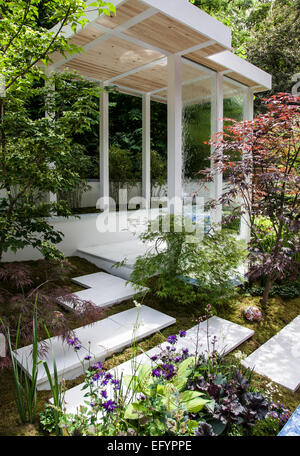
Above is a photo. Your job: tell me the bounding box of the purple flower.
[102,400,118,413]
[182,348,189,355]
[179,330,186,338]
[175,356,182,363]
[151,355,158,361]
[90,401,95,407]
[67,337,80,347]
[167,335,177,345]
[92,362,103,370]
[101,390,107,399]
[74,344,81,351]
[105,373,113,380]
[152,368,161,378]
[84,355,92,361]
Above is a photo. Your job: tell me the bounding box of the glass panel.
[181,60,215,232]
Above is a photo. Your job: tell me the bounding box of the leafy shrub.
[243,281,300,300]
[131,214,246,308]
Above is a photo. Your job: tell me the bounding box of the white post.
[167,54,182,215]
[240,87,254,243]
[45,70,57,206]
[142,93,151,210]
[99,83,109,211]
[210,72,223,227]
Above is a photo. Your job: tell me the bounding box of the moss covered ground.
[0,256,299,436]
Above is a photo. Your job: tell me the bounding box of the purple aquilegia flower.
[161,363,176,380]
[151,355,158,361]
[152,368,161,378]
[84,355,92,361]
[92,362,103,370]
[182,348,189,355]
[102,400,118,413]
[167,335,177,345]
[101,390,107,399]
[74,344,81,351]
[105,373,113,380]
[179,330,186,338]
[67,337,80,347]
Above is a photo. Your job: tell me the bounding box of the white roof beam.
[50,7,160,71]
[176,40,216,56]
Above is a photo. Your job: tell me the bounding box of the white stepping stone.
[14,305,175,390]
[242,315,300,392]
[13,319,122,390]
[183,316,254,356]
[0,333,6,357]
[58,317,254,414]
[78,240,155,269]
[58,272,147,311]
[108,305,176,340]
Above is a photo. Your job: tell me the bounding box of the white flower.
[234,350,247,361]
[133,300,141,308]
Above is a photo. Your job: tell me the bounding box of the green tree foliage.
[189,0,272,55]
[247,0,300,98]
[0,0,115,260]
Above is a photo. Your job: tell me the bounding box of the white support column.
[142,93,151,209]
[167,54,183,215]
[45,70,57,206]
[240,87,254,243]
[99,83,109,211]
[210,72,224,227]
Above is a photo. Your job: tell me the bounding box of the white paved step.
[13,319,121,390]
[242,315,300,392]
[58,272,148,311]
[78,240,155,269]
[14,305,175,390]
[77,239,166,280]
[108,305,176,340]
[58,317,254,414]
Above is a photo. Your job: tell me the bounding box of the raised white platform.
[242,315,300,392]
[57,316,254,414]
[14,305,175,390]
[58,272,148,310]
[77,239,162,280]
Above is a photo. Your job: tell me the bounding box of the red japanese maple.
[202,93,300,307]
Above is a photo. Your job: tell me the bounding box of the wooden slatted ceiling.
[96,0,148,29]
[62,36,163,82]
[116,61,209,94]
[124,12,211,54]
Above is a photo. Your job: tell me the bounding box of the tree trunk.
[260,275,273,310]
